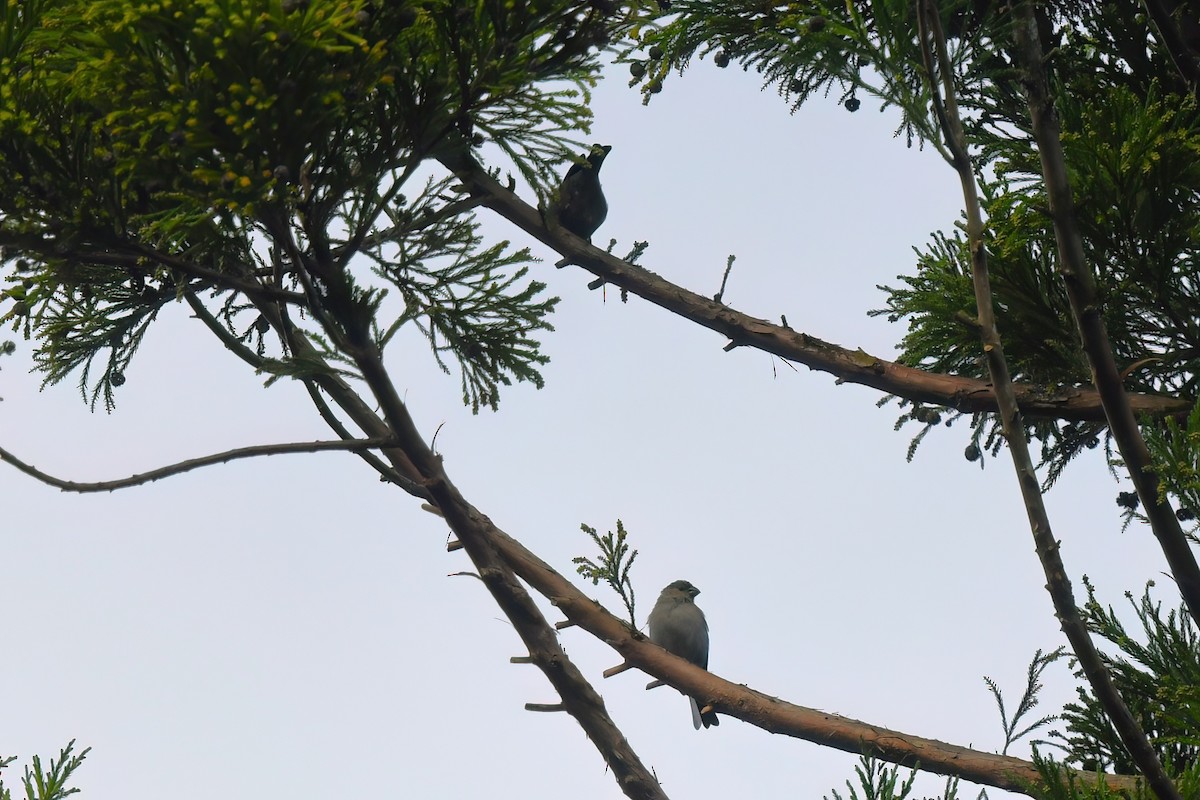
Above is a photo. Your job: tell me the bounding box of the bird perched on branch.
[548,143,612,242]
[647,579,718,729]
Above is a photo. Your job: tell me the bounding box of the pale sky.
[1,50,1173,799]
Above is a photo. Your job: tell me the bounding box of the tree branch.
[253,300,432,501]
[485,515,1142,796]
[184,291,272,371]
[437,494,669,800]
[1143,0,1200,91]
[284,239,1136,796]
[269,233,671,799]
[299,378,415,489]
[914,6,1180,800]
[175,213,667,794]
[1011,0,1200,636]
[185,290,420,490]
[436,152,1189,424]
[8,214,1149,799]
[0,438,397,493]
[336,323,1086,796]
[68,242,308,306]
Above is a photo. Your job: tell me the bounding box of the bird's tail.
[689,697,719,729]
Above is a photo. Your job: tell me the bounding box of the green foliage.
[1,0,627,410]
[1025,746,1200,800]
[628,2,1200,484]
[368,176,558,411]
[623,0,952,146]
[0,741,90,800]
[1051,579,1200,775]
[1026,749,1149,800]
[2,0,605,224]
[822,755,960,800]
[875,77,1200,478]
[573,519,638,627]
[993,84,1200,399]
[1143,399,1200,531]
[985,648,1065,756]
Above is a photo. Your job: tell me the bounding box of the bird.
[647,579,718,729]
[548,143,612,242]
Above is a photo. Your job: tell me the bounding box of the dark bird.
[549,143,611,241]
[647,579,719,729]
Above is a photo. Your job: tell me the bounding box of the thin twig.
[188,290,425,493]
[0,438,397,493]
[300,379,417,489]
[241,288,429,498]
[714,254,736,303]
[184,292,270,370]
[127,243,307,305]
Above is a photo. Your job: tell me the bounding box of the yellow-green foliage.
[0,0,619,410]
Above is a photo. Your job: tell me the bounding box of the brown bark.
[485,513,1142,796]
[265,283,672,800]
[437,151,1189,425]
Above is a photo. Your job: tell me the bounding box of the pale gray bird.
[647,579,718,729]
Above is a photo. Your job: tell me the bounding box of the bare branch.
[300,379,416,488]
[0,438,397,493]
[525,703,567,712]
[252,301,430,499]
[195,223,667,796]
[436,151,1189,424]
[443,503,667,800]
[603,662,632,678]
[303,267,1131,795]
[481,502,1143,797]
[187,290,424,494]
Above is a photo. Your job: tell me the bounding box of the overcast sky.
[1,45,1174,800]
